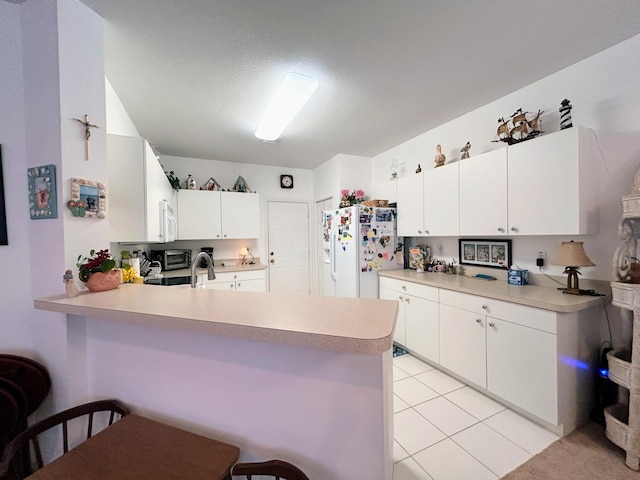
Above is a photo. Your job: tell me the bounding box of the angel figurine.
[63,269,79,298]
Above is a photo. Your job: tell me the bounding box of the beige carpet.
[502,421,639,479]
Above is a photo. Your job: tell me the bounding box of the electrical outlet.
[536,251,545,267]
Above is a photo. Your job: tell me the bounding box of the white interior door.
[267,201,310,295]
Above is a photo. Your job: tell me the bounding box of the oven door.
[164,250,190,270]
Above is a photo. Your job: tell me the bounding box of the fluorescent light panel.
[255,72,318,142]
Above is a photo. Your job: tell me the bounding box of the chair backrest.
[0,399,129,480]
[231,459,309,480]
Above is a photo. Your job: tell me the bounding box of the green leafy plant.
[77,249,116,282]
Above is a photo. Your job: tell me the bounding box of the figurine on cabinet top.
[434,144,446,168]
[460,141,471,159]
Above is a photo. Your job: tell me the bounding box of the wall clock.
[280,174,294,189]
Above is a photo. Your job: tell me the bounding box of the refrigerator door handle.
[330,228,338,281]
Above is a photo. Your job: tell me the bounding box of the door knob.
[270,259,275,263]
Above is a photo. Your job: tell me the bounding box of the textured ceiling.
[79,0,640,169]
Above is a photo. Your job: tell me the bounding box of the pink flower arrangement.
[339,189,365,207]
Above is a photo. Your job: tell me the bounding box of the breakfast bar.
[34,285,398,480]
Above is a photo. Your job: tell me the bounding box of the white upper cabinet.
[423,162,459,236]
[177,190,222,240]
[108,134,175,243]
[459,148,508,236]
[397,162,459,237]
[507,126,598,235]
[396,172,424,237]
[220,191,260,239]
[177,190,259,240]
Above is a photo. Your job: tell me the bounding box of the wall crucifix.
[72,114,100,160]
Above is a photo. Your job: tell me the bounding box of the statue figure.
[434,144,446,168]
[63,269,79,298]
[460,142,471,159]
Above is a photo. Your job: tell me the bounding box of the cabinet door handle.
[237,283,241,288]
[405,298,410,304]
[482,304,488,310]
[417,230,422,234]
[424,230,430,235]
[270,252,274,255]
[497,227,505,233]
[398,296,403,301]
[476,318,482,323]
[489,322,495,327]
[401,285,406,290]
[510,227,518,232]
[270,259,275,263]
[216,234,220,238]
[224,234,227,238]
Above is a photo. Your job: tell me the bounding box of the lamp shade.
[551,241,595,267]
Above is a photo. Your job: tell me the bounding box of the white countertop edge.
[380,270,608,313]
[34,286,397,354]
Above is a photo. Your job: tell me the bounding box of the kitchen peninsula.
[35,286,398,480]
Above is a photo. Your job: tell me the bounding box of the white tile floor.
[392,354,560,480]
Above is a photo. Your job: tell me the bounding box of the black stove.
[144,275,191,286]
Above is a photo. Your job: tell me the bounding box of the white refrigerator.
[322,205,403,298]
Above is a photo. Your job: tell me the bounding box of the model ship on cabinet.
[494,108,544,145]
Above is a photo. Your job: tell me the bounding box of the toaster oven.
[149,249,191,271]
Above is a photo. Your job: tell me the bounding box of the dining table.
[25,414,239,479]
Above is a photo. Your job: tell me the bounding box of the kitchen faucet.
[191,251,216,287]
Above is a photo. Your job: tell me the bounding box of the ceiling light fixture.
[255,72,318,142]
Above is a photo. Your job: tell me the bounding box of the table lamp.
[551,240,595,295]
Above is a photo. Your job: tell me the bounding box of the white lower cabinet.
[439,289,558,425]
[381,275,600,435]
[486,316,557,425]
[200,270,266,292]
[439,304,487,388]
[379,277,439,363]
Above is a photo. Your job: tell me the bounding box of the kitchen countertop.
[380,269,608,313]
[34,284,397,354]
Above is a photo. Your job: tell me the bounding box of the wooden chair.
[0,399,129,480]
[231,459,309,480]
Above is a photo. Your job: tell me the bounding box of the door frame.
[314,197,333,296]
[266,200,312,295]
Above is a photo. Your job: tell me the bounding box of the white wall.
[18,0,109,415]
[105,77,140,137]
[0,2,32,352]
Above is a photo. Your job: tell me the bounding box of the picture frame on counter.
[459,238,511,269]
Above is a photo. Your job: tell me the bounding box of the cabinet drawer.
[379,277,438,301]
[439,289,556,333]
[202,269,265,284]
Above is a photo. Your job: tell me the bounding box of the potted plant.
[77,249,119,292]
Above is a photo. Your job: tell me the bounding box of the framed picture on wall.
[459,238,511,269]
[0,146,7,245]
[27,164,58,220]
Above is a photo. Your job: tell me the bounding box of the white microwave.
[159,200,177,242]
